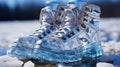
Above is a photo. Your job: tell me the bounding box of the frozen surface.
[0,18,120,67]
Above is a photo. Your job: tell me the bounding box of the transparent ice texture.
[10,2,103,63]
[10,41,102,63]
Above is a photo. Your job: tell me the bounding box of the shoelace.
[32,23,52,39]
[30,8,56,39]
[52,8,80,40]
[51,5,98,41]
[31,6,68,39]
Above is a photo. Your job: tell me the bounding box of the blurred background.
[0,0,120,66]
[0,0,120,21]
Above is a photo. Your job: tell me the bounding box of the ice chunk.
[23,61,34,67]
[57,64,65,67]
[96,62,114,67]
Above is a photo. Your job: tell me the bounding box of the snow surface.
[0,20,40,49]
[0,55,23,67]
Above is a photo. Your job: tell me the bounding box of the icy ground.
[0,18,120,67]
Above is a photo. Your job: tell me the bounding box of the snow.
[0,55,23,67]
[0,20,40,49]
[0,55,35,67]
[23,61,34,67]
